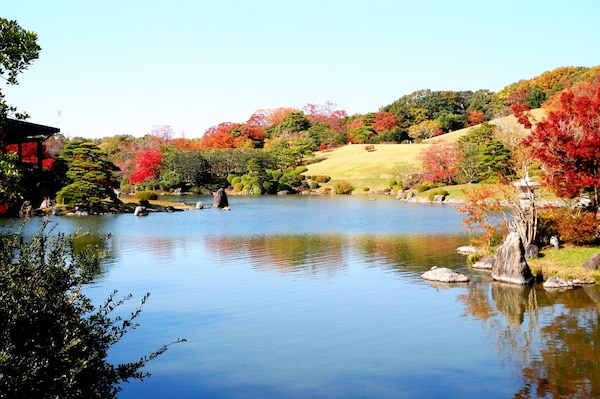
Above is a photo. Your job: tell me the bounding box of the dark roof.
[0,118,60,145]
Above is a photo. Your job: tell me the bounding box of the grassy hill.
[304,108,546,192]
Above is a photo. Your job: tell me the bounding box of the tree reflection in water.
[459,275,600,398]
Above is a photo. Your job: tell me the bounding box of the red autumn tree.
[129,148,163,184]
[303,102,348,134]
[201,122,240,149]
[418,142,459,184]
[241,113,268,145]
[467,110,485,126]
[372,112,398,134]
[515,76,600,203]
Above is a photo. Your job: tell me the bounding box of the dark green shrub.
[277,183,293,192]
[316,175,331,183]
[134,190,158,202]
[310,182,320,189]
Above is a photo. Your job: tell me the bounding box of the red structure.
[0,118,59,173]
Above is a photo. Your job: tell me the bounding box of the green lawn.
[304,110,547,192]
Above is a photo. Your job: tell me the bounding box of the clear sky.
[2,0,599,139]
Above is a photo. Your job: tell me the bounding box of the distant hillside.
[304,109,546,189]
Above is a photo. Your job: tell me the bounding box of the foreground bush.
[0,224,184,398]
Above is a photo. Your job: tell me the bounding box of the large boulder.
[421,266,470,283]
[491,232,533,285]
[212,188,229,208]
[582,253,600,271]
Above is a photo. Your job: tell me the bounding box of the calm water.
[2,196,600,398]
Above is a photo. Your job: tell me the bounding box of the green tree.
[456,123,496,183]
[276,110,311,136]
[171,150,211,187]
[55,140,120,207]
[437,112,466,132]
[477,140,512,182]
[0,225,185,398]
[0,153,27,209]
[0,18,41,122]
[526,85,546,109]
[267,137,314,170]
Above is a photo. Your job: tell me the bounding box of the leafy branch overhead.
[0,18,40,120]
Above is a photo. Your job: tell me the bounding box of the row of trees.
[3,72,596,213]
[195,66,600,152]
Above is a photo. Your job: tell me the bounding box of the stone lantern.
[511,172,542,249]
[513,172,541,204]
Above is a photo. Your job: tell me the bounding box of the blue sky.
[2,0,599,139]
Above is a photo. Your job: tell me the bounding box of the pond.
[2,195,600,398]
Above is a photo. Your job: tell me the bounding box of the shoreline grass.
[529,245,600,283]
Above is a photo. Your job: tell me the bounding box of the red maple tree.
[129,148,163,184]
[303,102,348,134]
[201,122,240,149]
[515,77,600,202]
[372,112,398,134]
[418,142,459,184]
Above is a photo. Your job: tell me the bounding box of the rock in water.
[492,232,533,285]
[213,188,229,208]
[543,276,572,289]
[421,266,470,283]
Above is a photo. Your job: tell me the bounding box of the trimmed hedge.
[134,190,158,201]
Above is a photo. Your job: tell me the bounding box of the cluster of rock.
[134,188,231,216]
[424,231,599,290]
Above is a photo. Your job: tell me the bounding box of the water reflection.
[203,233,469,279]
[205,235,348,276]
[460,276,600,398]
[2,198,600,398]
